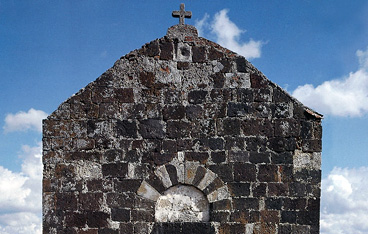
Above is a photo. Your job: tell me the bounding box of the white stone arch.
[137,152,230,204]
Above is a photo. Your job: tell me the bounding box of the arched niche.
[155,184,210,222]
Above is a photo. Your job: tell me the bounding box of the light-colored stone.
[197,169,216,190]
[171,153,185,183]
[155,165,172,188]
[137,181,161,201]
[294,150,321,170]
[74,161,101,180]
[184,162,200,184]
[207,185,229,202]
[155,185,209,222]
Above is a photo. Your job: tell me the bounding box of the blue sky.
[1,1,368,233]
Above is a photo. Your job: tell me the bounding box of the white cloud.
[321,167,368,234]
[0,212,42,234]
[195,9,263,60]
[292,47,368,117]
[3,108,48,133]
[0,143,42,234]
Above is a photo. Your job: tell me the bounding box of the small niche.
[155,184,210,222]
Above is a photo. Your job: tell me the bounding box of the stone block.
[177,61,189,70]
[268,183,289,196]
[210,73,225,88]
[139,71,156,88]
[185,152,209,164]
[249,152,270,164]
[162,140,177,153]
[275,119,300,137]
[234,163,256,182]
[151,152,175,165]
[242,118,274,137]
[208,47,223,60]
[192,166,207,186]
[138,119,165,139]
[227,102,251,117]
[79,193,103,211]
[218,223,246,234]
[289,182,307,197]
[188,90,207,104]
[268,137,296,152]
[209,164,233,182]
[98,228,119,234]
[114,179,141,193]
[192,46,206,63]
[231,210,252,224]
[233,198,259,210]
[265,197,283,210]
[251,183,267,197]
[203,177,224,195]
[131,209,154,222]
[166,120,191,138]
[271,103,291,118]
[254,88,272,102]
[160,40,174,60]
[116,120,138,138]
[204,103,227,118]
[102,163,128,178]
[186,105,203,120]
[115,88,134,103]
[163,105,185,120]
[86,212,109,228]
[258,165,279,182]
[218,118,241,136]
[64,212,87,227]
[225,137,246,151]
[283,198,307,211]
[281,211,297,223]
[210,211,230,222]
[236,57,247,72]
[165,164,178,185]
[111,208,130,222]
[137,181,161,202]
[228,182,250,197]
[271,152,293,165]
[250,73,268,88]
[260,210,280,223]
[197,170,216,190]
[211,199,232,211]
[211,151,226,163]
[119,223,134,233]
[145,40,159,57]
[106,192,135,208]
[56,193,77,210]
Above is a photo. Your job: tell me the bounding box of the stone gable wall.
[43,25,322,234]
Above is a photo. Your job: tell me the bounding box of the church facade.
[43,5,322,234]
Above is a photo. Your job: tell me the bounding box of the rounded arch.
[137,160,230,204]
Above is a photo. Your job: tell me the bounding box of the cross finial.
[172,3,192,25]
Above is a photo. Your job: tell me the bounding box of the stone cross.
[172,3,192,25]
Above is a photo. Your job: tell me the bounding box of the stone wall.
[43,24,322,234]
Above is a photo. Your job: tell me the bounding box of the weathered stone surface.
[155,185,209,222]
[43,22,322,233]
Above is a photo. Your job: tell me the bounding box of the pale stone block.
[197,169,216,190]
[207,185,229,202]
[74,161,101,180]
[184,161,200,185]
[137,181,161,201]
[155,165,172,188]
